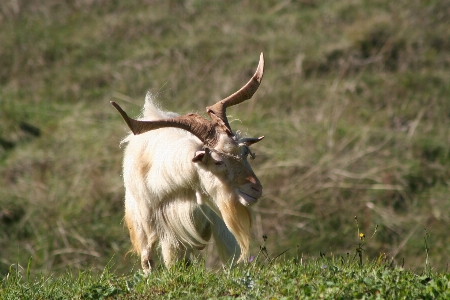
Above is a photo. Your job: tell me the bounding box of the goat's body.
[114,53,264,272]
[122,97,240,269]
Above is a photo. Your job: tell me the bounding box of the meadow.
[1,0,450,296]
[2,255,450,299]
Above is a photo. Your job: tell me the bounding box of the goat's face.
[192,133,263,206]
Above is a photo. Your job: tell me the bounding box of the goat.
[111,53,265,272]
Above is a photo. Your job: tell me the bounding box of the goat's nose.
[238,176,262,197]
[246,175,259,185]
[249,181,263,198]
[251,182,262,193]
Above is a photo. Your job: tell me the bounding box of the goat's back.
[122,97,203,204]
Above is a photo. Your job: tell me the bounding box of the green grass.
[2,255,450,299]
[2,231,449,298]
[1,0,450,281]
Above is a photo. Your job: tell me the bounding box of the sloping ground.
[1,259,450,299]
[1,0,449,275]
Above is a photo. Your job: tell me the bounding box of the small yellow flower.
[359,233,365,240]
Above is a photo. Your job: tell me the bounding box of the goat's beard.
[214,187,252,262]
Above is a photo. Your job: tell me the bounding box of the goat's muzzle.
[235,181,263,206]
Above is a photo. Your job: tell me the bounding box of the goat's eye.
[214,161,225,166]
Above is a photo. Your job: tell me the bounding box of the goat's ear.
[192,149,209,162]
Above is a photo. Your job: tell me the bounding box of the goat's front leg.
[160,241,192,268]
[209,212,240,264]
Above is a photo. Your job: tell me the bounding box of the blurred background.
[1,0,449,275]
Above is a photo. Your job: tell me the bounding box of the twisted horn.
[206,52,264,133]
[111,101,223,147]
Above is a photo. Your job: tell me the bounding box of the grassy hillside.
[1,0,450,276]
[2,256,450,299]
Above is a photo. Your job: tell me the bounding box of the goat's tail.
[143,92,179,120]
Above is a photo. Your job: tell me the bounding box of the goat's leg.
[209,211,240,264]
[138,214,159,273]
[195,204,213,246]
[140,233,158,273]
[160,240,192,268]
[160,206,211,267]
[125,193,159,273]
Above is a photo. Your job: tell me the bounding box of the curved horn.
[111,101,222,147]
[238,136,265,146]
[206,52,264,132]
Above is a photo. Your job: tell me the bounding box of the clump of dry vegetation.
[1,0,449,275]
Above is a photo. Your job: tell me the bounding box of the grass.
[1,0,450,283]
[2,227,449,298]
[1,244,450,299]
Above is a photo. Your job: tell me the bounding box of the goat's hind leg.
[139,233,158,273]
[124,195,158,273]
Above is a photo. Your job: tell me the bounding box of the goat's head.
[111,53,265,207]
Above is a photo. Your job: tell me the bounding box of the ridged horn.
[206,52,264,133]
[110,101,222,147]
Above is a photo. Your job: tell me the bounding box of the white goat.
[111,53,265,272]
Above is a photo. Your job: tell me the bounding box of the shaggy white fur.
[120,94,260,272]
